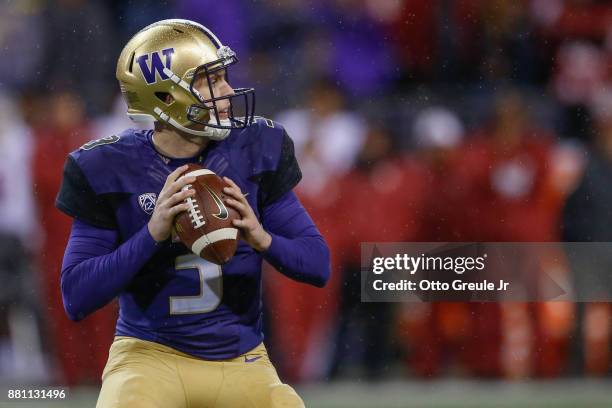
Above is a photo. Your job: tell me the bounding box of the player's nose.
[218,80,234,97]
[216,81,234,111]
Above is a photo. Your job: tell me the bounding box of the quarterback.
[56,20,330,407]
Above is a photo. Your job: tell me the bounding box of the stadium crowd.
[0,0,611,385]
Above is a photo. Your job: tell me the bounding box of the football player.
[56,19,330,408]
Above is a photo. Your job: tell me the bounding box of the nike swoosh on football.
[244,355,262,363]
[204,185,229,220]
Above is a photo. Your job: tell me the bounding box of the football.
[174,164,240,264]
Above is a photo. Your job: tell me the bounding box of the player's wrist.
[147,221,168,243]
[252,229,272,252]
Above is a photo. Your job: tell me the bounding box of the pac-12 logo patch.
[138,193,157,215]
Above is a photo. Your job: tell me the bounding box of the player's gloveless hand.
[148,165,197,242]
[222,176,272,252]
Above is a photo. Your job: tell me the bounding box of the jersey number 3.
[169,254,222,314]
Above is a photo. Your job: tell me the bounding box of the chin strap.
[152,107,231,141]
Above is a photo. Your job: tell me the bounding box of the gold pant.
[96,336,304,408]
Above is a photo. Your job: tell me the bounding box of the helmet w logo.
[136,48,175,84]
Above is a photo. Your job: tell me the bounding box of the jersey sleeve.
[261,191,330,287]
[258,129,302,207]
[55,155,118,230]
[61,219,159,321]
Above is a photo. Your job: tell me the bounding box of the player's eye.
[211,73,225,86]
[215,70,227,84]
[193,74,208,89]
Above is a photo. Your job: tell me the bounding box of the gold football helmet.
[116,19,255,140]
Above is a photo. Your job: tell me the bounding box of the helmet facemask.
[152,46,254,141]
[186,46,255,139]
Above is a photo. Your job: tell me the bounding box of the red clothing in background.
[265,176,345,381]
[33,126,116,385]
[455,131,557,241]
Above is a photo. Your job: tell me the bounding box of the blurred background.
[1,0,612,406]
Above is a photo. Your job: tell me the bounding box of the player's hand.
[222,176,272,252]
[148,165,197,243]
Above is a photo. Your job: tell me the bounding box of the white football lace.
[183,184,206,229]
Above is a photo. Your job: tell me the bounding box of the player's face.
[193,69,234,120]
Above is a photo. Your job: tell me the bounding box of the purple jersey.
[56,119,329,359]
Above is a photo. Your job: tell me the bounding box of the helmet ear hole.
[127,52,135,73]
[155,92,174,105]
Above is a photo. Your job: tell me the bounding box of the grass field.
[1,379,611,408]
